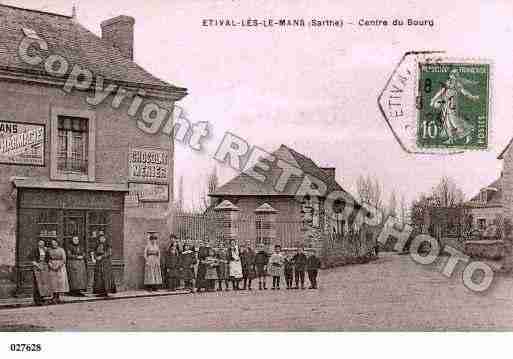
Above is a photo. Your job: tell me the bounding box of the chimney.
[321,167,336,180]
[101,15,135,60]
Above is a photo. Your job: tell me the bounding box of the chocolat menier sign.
[0,121,45,166]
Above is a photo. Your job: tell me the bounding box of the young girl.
[216,247,230,291]
[284,253,294,290]
[203,248,219,292]
[180,244,197,291]
[268,245,285,290]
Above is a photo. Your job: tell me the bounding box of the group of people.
[143,235,322,293]
[30,232,322,305]
[30,231,116,305]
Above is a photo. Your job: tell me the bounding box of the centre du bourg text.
[201,18,435,28]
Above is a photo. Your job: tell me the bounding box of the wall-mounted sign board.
[128,147,170,184]
[0,121,45,166]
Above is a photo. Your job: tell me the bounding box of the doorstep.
[0,289,190,310]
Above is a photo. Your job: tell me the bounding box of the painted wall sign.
[125,183,169,206]
[128,147,170,184]
[0,121,45,166]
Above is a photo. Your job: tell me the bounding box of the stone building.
[499,140,513,221]
[0,4,187,297]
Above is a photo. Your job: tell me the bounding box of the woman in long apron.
[47,239,69,303]
[228,240,243,290]
[29,240,52,305]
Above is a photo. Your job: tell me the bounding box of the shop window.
[37,209,59,245]
[51,107,96,182]
[57,116,88,174]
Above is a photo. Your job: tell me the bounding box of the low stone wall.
[464,240,504,260]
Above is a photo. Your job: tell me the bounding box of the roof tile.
[0,4,186,93]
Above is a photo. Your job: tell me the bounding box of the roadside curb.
[0,290,191,311]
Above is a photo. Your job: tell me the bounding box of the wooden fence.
[171,213,303,248]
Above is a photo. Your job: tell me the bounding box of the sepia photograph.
[0,0,512,356]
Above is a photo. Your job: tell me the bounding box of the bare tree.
[207,166,219,203]
[357,175,384,212]
[400,194,407,225]
[432,176,465,207]
[356,174,385,226]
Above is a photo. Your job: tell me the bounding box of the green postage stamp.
[416,61,490,150]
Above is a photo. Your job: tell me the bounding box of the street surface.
[1,253,512,331]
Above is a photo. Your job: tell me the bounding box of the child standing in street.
[306,249,321,289]
[284,253,294,289]
[268,244,284,290]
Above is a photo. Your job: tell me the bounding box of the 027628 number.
[9,344,42,352]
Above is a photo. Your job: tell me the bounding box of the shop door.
[63,211,86,254]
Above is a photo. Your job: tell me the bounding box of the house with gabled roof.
[0,4,186,296]
[209,144,368,250]
[498,139,513,224]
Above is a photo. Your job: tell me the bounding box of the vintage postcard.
[0,0,512,356]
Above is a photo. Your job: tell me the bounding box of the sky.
[6,0,513,210]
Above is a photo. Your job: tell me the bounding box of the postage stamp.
[416,61,491,150]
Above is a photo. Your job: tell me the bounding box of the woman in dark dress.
[66,236,88,296]
[29,240,52,305]
[91,232,116,297]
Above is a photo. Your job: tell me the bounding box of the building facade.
[466,176,502,232]
[0,5,187,297]
[499,139,513,222]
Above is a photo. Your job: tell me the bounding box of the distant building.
[0,4,187,297]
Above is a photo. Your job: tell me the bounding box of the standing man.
[292,247,307,289]
[306,249,321,289]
